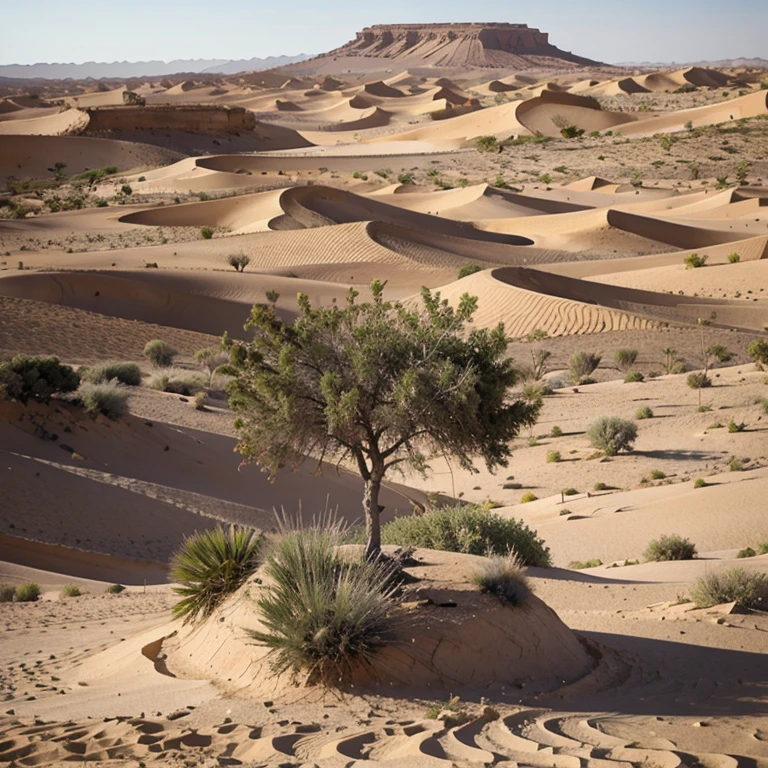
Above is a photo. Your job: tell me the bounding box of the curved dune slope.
[0,108,90,136]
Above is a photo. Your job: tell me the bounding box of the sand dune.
[0,107,89,135]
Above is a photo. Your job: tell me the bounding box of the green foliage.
[194,347,230,384]
[550,425,563,437]
[0,355,79,404]
[684,253,708,269]
[397,173,414,185]
[120,184,133,196]
[659,135,677,152]
[106,584,126,594]
[747,339,768,367]
[736,160,751,185]
[48,161,67,181]
[520,492,538,504]
[644,534,697,562]
[676,84,698,94]
[650,469,666,480]
[587,416,638,456]
[624,371,644,383]
[569,351,601,384]
[694,478,707,488]
[227,281,538,559]
[730,457,744,472]
[248,518,394,685]
[149,368,206,396]
[458,264,482,279]
[0,584,15,602]
[737,547,757,559]
[62,584,82,598]
[690,569,767,609]
[614,348,638,372]
[143,339,176,368]
[687,372,712,390]
[502,133,552,146]
[200,226,214,239]
[227,253,251,272]
[475,135,499,153]
[473,553,529,606]
[15,583,41,602]
[562,487,579,496]
[546,450,561,463]
[569,559,603,570]
[560,125,585,139]
[78,380,130,420]
[728,419,746,433]
[636,406,654,420]
[170,525,261,623]
[380,504,550,566]
[689,161,701,180]
[82,362,141,387]
[728,252,741,264]
[593,481,608,491]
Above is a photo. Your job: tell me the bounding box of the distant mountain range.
[615,57,768,69]
[0,55,312,80]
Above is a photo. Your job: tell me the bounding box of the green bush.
[588,416,638,456]
[520,492,538,504]
[650,469,666,480]
[475,135,499,153]
[728,419,746,433]
[569,558,603,570]
[227,253,251,272]
[121,184,133,196]
[624,371,644,383]
[636,406,654,420]
[694,478,707,488]
[550,425,563,437]
[15,582,41,602]
[473,553,529,606]
[249,519,394,684]
[747,339,768,367]
[106,584,126,594]
[728,252,741,264]
[149,368,206,396]
[644,534,697,562]
[690,568,767,609]
[78,381,130,420]
[62,584,82,598]
[0,355,79,404]
[0,584,15,602]
[730,457,744,472]
[560,125,585,139]
[397,173,414,185]
[170,525,261,623]
[615,348,638,372]
[143,339,176,368]
[687,372,712,390]
[546,450,561,463]
[200,226,214,239]
[380,504,550,566]
[562,488,579,496]
[737,547,756,559]
[458,264,482,279]
[593,481,608,491]
[684,253,708,269]
[82,362,141,387]
[569,351,601,384]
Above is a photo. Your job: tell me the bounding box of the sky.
[2,0,766,66]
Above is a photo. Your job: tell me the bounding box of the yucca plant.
[249,514,396,686]
[170,525,261,623]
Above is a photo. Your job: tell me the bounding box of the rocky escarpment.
[325,23,602,68]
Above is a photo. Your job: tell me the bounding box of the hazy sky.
[2,0,766,65]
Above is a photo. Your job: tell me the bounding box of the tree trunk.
[363,475,383,561]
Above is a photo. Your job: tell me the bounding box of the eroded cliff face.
[327,23,600,68]
[84,105,256,134]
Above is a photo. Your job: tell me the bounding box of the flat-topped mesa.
[328,22,601,68]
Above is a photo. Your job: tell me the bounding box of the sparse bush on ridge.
[569,558,603,570]
[379,504,550,567]
[588,416,638,456]
[81,362,141,387]
[636,406,654,420]
[15,583,41,602]
[0,355,79,404]
[684,253,708,269]
[106,584,126,594]
[78,380,130,420]
[458,264,482,279]
[62,584,82,598]
[473,553,529,606]
[143,339,176,368]
[645,534,697,562]
[690,568,768,609]
[546,450,561,463]
[170,525,261,623]
[694,478,707,488]
[624,371,644,383]
[227,253,251,272]
[520,492,538,504]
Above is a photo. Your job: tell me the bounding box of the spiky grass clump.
[473,553,530,606]
[78,380,130,420]
[380,504,551,567]
[644,534,697,562]
[81,362,142,387]
[62,584,82,597]
[249,517,395,685]
[690,568,768,609]
[170,525,261,623]
[15,583,41,602]
[148,368,206,396]
[143,339,176,368]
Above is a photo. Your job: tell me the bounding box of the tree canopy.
[227,281,538,559]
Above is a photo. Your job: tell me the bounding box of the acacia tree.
[227,281,539,560]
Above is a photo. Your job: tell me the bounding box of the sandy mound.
[0,107,90,136]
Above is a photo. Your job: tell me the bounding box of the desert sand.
[1,23,768,766]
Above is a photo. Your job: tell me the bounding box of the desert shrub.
[149,368,206,396]
[476,135,499,153]
[569,351,601,384]
[106,584,126,594]
[0,355,79,404]
[546,450,561,463]
[78,380,130,420]
[614,348,638,372]
[0,584,15,603]
[143,339,176,368]
[747,339,768,367]
[62,584,82,598]
[593,481,608,491]
[200,226,214,239]
[82,362,141,387]
[550,425,563,438]
[687,372,712,390]
[624,371,644,383]
[569,559,603,569]
[562,487,579,496]
[729,457,744,472]
[473,553,529,606]
[249,519,394,684]
[737,547,757,559]
[675,83,698,94]
[170,525,261,623]
[651,469,666,480]
[728,252,741,264]
[644,534,697,562]
[227,253,251,272]
[120,184,133,196]
[193,390,208,410]
[397,173,414,185]
[380,504,550,566]
[194,347,230,383]
[728,419,746,433]
[458,264,482,279]
[636,406,654,420]
[520,492,538,504]
[690,569,768,609]
[684,253,708,269]
[588,416,638,456]
[15,583,41,602]
[560,125,585,139]
[694,478,707,488]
